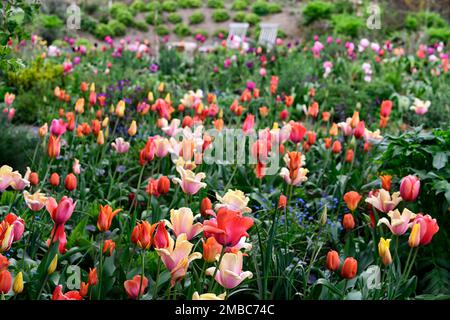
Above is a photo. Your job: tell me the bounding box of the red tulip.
[0,269,12,294]
[47,134,61,158]
[50,172,60,187]
[289,122,307,144]
[88,268,98,286]
[200,197,213,217]
[203,208,253,247]
[52,285,82,300]
[341,257,358,279]
[278,194,287,209]
[124,275,148,299]
[343,214,355,231]
[64,173,77,191]
[103,239,115,256]
[153,221,170,249]
[131,221,156,250]
[46,196,76,225]
[326,250,340,271]
[157,176,170,195]
[413,214,439,245]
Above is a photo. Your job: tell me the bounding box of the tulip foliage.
[0,31,449,301]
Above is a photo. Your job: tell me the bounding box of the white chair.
[226,23,249,47]
[258,23,278,49]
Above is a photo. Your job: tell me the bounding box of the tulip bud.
[200,197,213,217]
[97,130,105,145]
[400,175,420,202]
[380,175,392,191]
[165,93,171,104]
[278,194,287,209]
[64,173,77,191]
[13,271,23,294]
[80,282,89,297]
[50,173,60,187]
[103,239,115,256]
[326,250,340,271]
[48,254,58,275]
[378,238,392,266]
[343,213,355,231]
[331,140,342,154]
[345,149,354,163]
[157,176,170,195]
[128,120,137,136]
[341,257,357,279]
[320,206,328,225]
[39,123,48,137]
[88,268,98,286]
[408,223,421,248]
[202,237,223,263]
[0,270,12,294]
[29,172,39,186]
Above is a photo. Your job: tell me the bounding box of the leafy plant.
[212,9,230,22]
[189,11,205,25]
[302,1,334,25]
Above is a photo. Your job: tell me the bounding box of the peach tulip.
[365,189,402,213]
[166,207,203,240]
[378,208,416,236]
[124,275,148,299]
[172,166,207,195]
[206,251,253,289]
[23,190,47,211]
[215,189,252,213]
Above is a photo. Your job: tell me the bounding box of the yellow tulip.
[13,272,24,294]
[378,238,392,266]
[48,254,58,275]
[158,82,165,92]
[97,130,105,145]
[116,100,125,117]
[148,91,154,103]
[128,120,137,137]
[408,223,421,248]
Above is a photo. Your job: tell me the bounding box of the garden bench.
[226,23,249,48]
[258,23,278,49]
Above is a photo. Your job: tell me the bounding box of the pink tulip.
[111,137,130,154]
[4,213,25,242]
[242,114,255,134]
[50,119,67,136]
[413,214,439,245]
[378,208,416,236]
[400,175,420,202]
[46,196,76,225]
[4,93,15,106]
[166,207,203,240]
[172,166,206,195]
[124,275,148,299]
[206,251,253,289]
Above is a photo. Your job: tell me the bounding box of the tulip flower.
[13,271,23,294]
[410,98,430,115]
[200,197,213,217]
[342,214,355,231]
[146,178,160,197]
[215,189,252,213]
[46,196,76,225]
[47,134,61,158]
[48,254,58,275]
[399,175,420,202]
[0,269,12,294]
[72,158,81,175]
[341,257,358,279]
[242,114,255,134]
[155,234,202,286]
[326,250,340,271]
[97,130,105,145]
[408,223,421,248]
[343,191,362,212]
[380,175,392,191]
[166,207,203,240]
[202,237,223,263]
[331,140,342,153]
[97,204,122,232]
[154,136,171,158]
[172,166,207,195]
[103,239,116,256]
[79,282,89,297]
[128,120,137,136]
[289,121,307,144]
[412,214,439,246]
[353,121,365,139]
[192,292,226,300]
[124,275,148,299]
[279,166,309,186]
[111,137,130,154]
[64,173,77,191]
[206,251,253,289]
[0,254,8,271]
[52,285,82,300]
[0,221,14,253]
[378,238,392,266]
[29,172,39,186]
[49,172,60,187]
[378,208,416,236]
[131,221,156,250]
[88,268,98,286]
[157,176,170,195]
[4,213,25,242]
[278,194,287,209]
[153,221,170,249]
[365,189,402,213]
[50,119,67,136]
[203,208,253,247]
[48,224,68,254]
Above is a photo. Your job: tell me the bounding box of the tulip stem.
[153,258,161,299]
[98,238,104,300]
[210,246,226,292]
[404,247,419,281]
[37,274,49,300]
[138,251,145,300]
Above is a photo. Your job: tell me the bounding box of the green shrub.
[234,11,246,22]
[110,3,128,16]
[231,0,249,11]
[168,13,183,24]
[178,0,202,9]
[207,0,225,9]
[134,20,149,31]
[162,1,178,12]
[252,1,270,16]
[406,12,448,31]
[333,0,354,14]
[75,38,93,49]
[189,11,205,25]
[268,3,282,14]
[39,14,63,29]
[108,19,127,36]
[332,14,364,37]
[245,13,261,25]
[302,1,334,25]
[95,23,113,39]
[173,23,191,37]
[155,25,170,36]
[114,9,134,26]
[81,16,97,34]
[405,14,418,31]
[212,9,230,22]
[146,12,164,25]
[130,0,148,13]
[427,27,450,42]
[146,2,161,12]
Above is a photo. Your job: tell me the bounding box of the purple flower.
[150,63,159,73]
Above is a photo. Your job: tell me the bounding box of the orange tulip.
[29,172,39,186]
[131,221,156,250]
[88,268,97,286]
[326,250,340,271]
[341,257,358,279]
[157,176,170,195]
[64,173,77,191]
[278,194,287,209]
[97,204,122,232]
[331,140,341,154]
[380,175,392,191]
[343,213,355,231]
[202,237,223,263]
[79,282,89,297]
[47,135,61,158]
[0,269,12,294]
[343,191,362,212]
[103,239,116,256]
[49,173,60,187]
[124,275,148,299]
